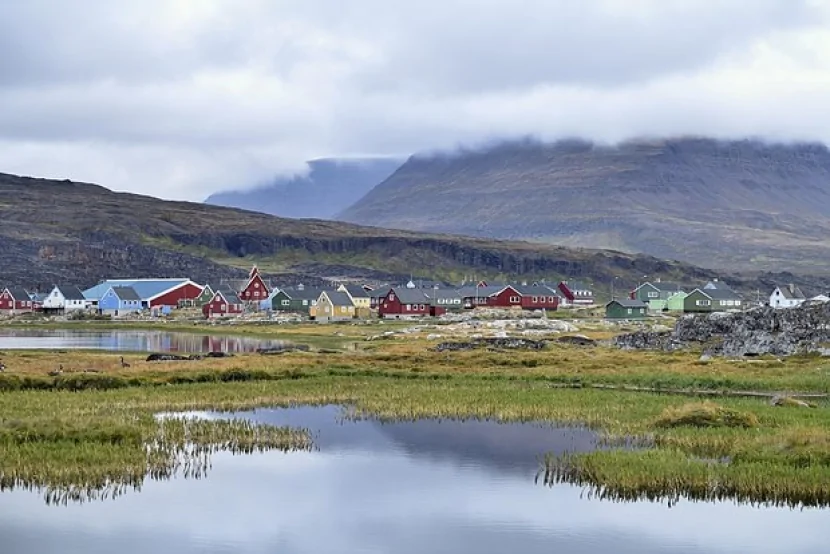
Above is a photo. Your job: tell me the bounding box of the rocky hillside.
[339,138,830,272]
[205,157,402,219]
[1,171,826,295]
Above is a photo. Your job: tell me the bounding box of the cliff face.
[0,171,825,295]
[205,158,402,219]
[339,138,830,272]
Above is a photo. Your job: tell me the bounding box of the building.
[605,299,648,320]
[368,285,393,309]
[99,286,143,317]
[424,289,464,315]
[770,284,806,309]
[237,266,270,304]
[42,285,89,313]
[271,286,322,315]
[631,281,685,311]
[378,287,431,318]
[195,284,216,307]
[513,285,560,311]
[202,289,244,318]
[84,279,203,309]
[557,281,595,307]
[683,288,744,313]
[0,287,33,314]
[338,284,372,318]
[666,291,688,312]
[458,285,508,309]
[316,291,356,322]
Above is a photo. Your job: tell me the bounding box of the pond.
[1,405,827,554]
[0,328,280,353]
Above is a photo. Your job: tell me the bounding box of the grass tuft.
[654,401,759,429]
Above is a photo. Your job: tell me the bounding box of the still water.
[1,405,827,554]
[0,328,278,353]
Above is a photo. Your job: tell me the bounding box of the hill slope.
[205,157,402,219]
[0,171,822,296]
[339,138,830,272]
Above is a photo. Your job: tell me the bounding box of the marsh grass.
[2,340,830,507]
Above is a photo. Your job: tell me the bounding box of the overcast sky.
[1,0,829,200]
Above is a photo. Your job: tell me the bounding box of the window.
[509,296,520,303]
[221,303,227,312]
[532,297,538,303]
[253,291,260,298]
[281,300,290,306]
[406,305,411,311]
[302,300,308,306]
[627,308,632,314]
[647,292,659,298]
[549,296,556,303]
[254,282,260,289]
[419,304,425,310]
[340,306,347,313]
[389,293,395,301]
[696,299,711,306]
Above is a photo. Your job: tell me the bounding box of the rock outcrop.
[614,300,830,357]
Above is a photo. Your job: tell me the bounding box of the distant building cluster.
[0,268,820,322]
[0,267,598,320]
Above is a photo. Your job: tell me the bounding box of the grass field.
[1,326,829,507]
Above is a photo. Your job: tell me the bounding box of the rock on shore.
[614,299,830,357]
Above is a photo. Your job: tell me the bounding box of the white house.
[42,285,89,313]
[770,284,806,309]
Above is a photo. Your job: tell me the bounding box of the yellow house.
[337,284,371,318]
[316,291,356,322]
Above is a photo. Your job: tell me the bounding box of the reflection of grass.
[2,341,830,507]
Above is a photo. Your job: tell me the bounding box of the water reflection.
[0,406,827,554]
[0,328,281,352]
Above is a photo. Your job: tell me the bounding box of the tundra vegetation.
[1,321,829,507]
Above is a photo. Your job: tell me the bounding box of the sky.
[1,0,829,201]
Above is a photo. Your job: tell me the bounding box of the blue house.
[99,286,143,317]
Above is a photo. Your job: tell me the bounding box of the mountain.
[338,138,830,273]
[205,157,403,218]
[0,171,824,296]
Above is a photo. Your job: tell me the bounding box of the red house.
[238,266,270,303]
[378,287,430,318]
[0,287,33,314]
[148,280,204,308]
[515,285,560,310]
[558,281,595,307]
[202,290,244,319]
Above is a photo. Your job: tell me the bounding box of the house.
[202,289,244,319]
[632,281,684,311]
[811,294,830,303]
[513,285,560,311]
[237,266,270,304]
[42,285,88,313]
[338,284,372,318]
[770,284,806,309]
[458,285,507,309]
[0,287,33,314]
[98,286,143,317]
[368,285,394,309]
[666,291,688,312]
[424,289,464,315]
[316,291,356,322]
[605,299,648,320]
[195,284,216,307]
[378,287,431,318]
[271,286,322,315]
[84,279,203,309]
[558,281,595,307]
[684,288,744,313]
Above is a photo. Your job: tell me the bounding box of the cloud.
[0,0,828,200]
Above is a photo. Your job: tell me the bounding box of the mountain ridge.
[338,137,830,272]
[205,157,403,219]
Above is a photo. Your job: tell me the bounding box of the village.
[0,265,821,322]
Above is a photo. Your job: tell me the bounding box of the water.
[1,405,827,554]
[0,328,282,353]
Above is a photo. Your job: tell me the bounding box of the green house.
[195,284,216,307]
[605,299,648,320]
[271,286,322,314]
[632,282,684,311]
[683,288,743,313]
[666,291,688,312]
